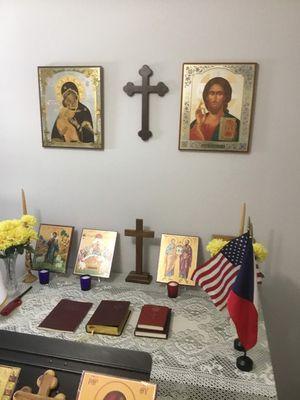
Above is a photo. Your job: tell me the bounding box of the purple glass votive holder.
[38,269,49,285]
[167,281,179,298]
[80,275,91,291]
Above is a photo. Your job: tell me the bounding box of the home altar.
[0,273,277,400]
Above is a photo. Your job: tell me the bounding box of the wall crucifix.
[124,218,154,284]
[123,65,169,141]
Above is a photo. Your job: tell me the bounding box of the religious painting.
[38,66,104,149]
[0,364,21,400]
[32,224,74,273]
[156,234,199,286]
[77,371,157,400]
[74,229,117,278]
[178,63,257,152]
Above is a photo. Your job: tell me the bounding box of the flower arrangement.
[0,215,37,259]
[206,238,268,263]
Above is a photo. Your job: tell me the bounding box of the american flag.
[192,233,249,310]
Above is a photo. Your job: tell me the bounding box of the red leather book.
[38,299,93,332]
[137,304,171,331]
[135,309,171,339]
[86,300,131,335]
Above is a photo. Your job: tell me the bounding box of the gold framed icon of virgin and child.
[38,66,103,149]
[178,63,257,152]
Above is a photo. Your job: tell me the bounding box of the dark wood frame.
[178,62,257,153]
[32,223,74,273]
[38,66,104,150]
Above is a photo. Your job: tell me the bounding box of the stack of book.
[134,304,172,339]
[86,300,131,336]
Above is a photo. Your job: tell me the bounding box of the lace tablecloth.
[0,274,277,400]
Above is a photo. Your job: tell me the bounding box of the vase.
[0,268,7,306]
[2,253,18,297]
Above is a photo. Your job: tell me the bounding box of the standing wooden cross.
[124,218,154,284]
[123,65,169,141]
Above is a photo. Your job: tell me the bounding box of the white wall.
[1,0,299,398]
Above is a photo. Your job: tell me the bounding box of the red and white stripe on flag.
[192,252,241,310]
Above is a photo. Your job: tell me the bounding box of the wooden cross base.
[13,369,65,400]
[23,252,37,283]
[23,272,37,284]
[125,271,152,284]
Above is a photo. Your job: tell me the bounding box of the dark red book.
[38,299,93,332]
[137,304,171,331]
[86,300,130,336]
[134,309,171,339]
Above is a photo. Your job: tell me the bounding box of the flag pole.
[234,207,248,353]
[248,217,253,238]
[21,189,37,284]
[247,216,251,235]
[235,215,254,372]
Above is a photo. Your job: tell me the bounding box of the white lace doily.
[0,274,277,400]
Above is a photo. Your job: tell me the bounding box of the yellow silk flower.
[21,214,37,227]
[0,216,37,252]
[253,242,268,263]
[206,238,268,263]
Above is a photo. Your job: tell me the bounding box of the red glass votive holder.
[80,275,91,291]
[167,281,179,298]
[38,269,49,285]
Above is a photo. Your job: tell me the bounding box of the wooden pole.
[247,217,253,238]
[249,219,255,243]
[239,203,246,235]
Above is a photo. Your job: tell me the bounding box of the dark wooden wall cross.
[124,218,154,284]
[123,65,169,141]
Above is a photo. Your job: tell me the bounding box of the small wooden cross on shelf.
[13,369,65,400]
[124,218,154,284]
[123,65,169,141]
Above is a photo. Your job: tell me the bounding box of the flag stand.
[234,338,245,352]
[236,351,253,372]
[234,338,254,371]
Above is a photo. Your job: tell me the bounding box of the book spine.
[134,330,167,339]
[86,325,119,335]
